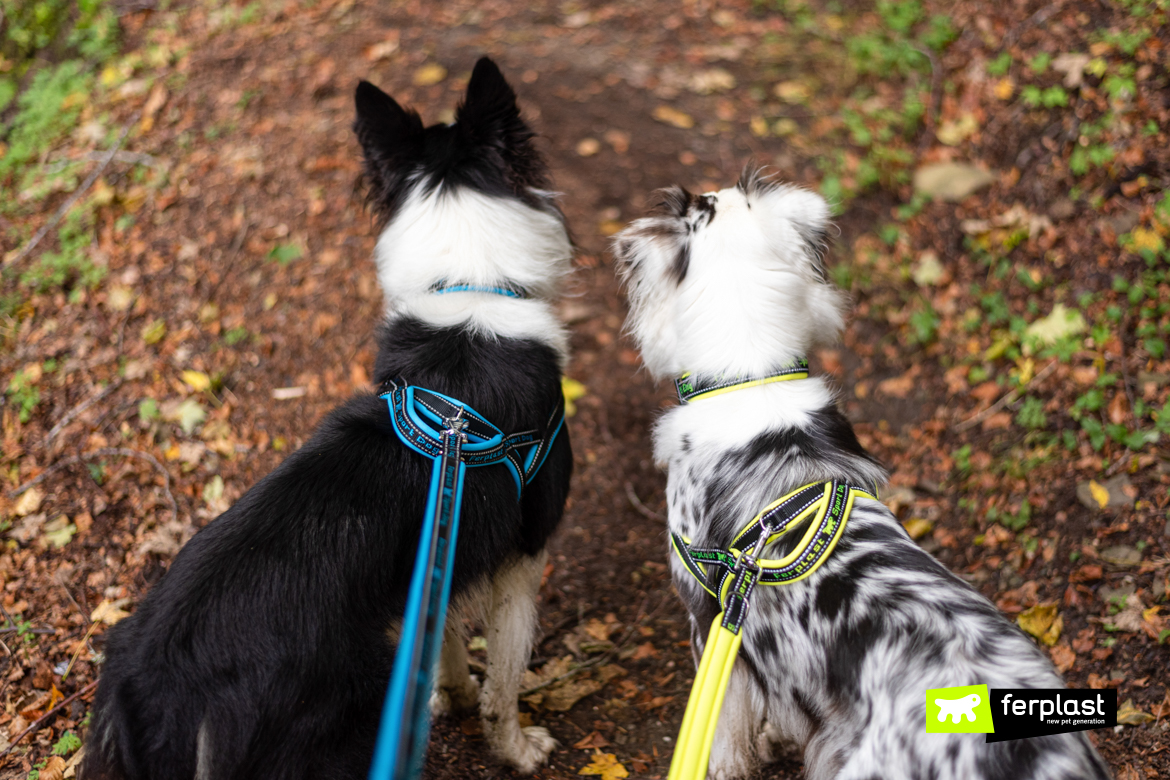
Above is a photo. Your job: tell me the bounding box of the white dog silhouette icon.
[935,693,981,723]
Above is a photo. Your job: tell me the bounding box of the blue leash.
[369,381,564,780]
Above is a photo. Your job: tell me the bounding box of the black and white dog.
[613,170,1111,780]
[84,58,572,780]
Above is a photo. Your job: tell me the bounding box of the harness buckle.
[444,412,469,442]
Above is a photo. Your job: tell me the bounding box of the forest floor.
[1,0,1169,778]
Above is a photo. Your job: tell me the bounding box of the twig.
[43,379,124,447]
[956,360,1058,431]
[626,481,664,521]
[914,45,943,154]
[7,447,178,525]
[0,680,99,759]
[8,111,141,266]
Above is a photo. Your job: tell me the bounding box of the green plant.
[1016,396,1048,429]
[267,243,303,265]
[6,370,41,422]
[1027,52,1051,74]
[1020,84,1068,108]
[0,61,92,180]
[19,209,106,294]
[953,444,972,475]
[987,52,1012,76]
[223,325,250,346]
[908,303,940,344]
[51,731,82,756]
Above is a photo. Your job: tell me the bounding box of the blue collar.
[429,279,528,299]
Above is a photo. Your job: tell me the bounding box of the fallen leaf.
[911,251,944,286]
[1117,699,1154,726]
[1024,304,1086,348]
[1089,480,1110,509]
[41,515,76,549]
[993,77,1014,100]
[13,487,43,517]
[936,113,978,146]
[631,642,659,660]
[902,518,933,540]
[562,377,588,416]
[573,731,611,749]
[1018,603,1062,645]
[38,756,66,780]
[165,398,207,435]
[578,751,628,780]
[141,319,167,345]
[91,598,131,625]
[544,678,603,711]
[913,162,996,201]
[413,63,447,86]
[877,371,915,398]
[584,618,617,642]
[652,106,694,129]
[181,370,211,393]
[1050,643,1076,673]
[364,37,400,62]
[1052,53,1092,88]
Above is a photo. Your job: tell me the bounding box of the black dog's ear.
[353,80,425,220]
[455,57,548,193]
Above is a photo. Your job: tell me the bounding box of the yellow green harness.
[665,365,875,780]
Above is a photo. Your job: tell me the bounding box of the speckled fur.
[614,169,1111,780]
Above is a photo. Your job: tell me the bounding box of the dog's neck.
[652,371,887,493]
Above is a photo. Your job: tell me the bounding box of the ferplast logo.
[925,686,1117,742]
[925,685,995,734]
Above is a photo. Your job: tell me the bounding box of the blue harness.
[368,379,564,780]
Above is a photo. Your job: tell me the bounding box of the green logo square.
[926,684,995,733]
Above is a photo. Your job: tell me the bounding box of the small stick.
[9,112,141,267]
[0,679,99,758]
[956,360,1057,431]
[44,379,124,446]
[7,447,178,525]
[626,481,663,521]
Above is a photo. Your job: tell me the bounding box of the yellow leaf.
[13,487,44,517]
[749,116,768,137]
[562,377,588,417]
[1088,480,1110,509]
[181,370,212,393]
[412,63,447,86]
[1117,699,1155,725]
[902,518,933,540]
[1018,603,1060,644]
[91,598,131,625]
[994,78,1014,101]
[578,751,629,780]
[1127,226,1164,254]
[1015,357,1035,385]
[652,106,694,129]
[1142,605,1161,622]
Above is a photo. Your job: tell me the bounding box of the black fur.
[83,323,572,780]
[354,57,552,223]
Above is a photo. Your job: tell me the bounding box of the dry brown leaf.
[1049,643,1076,673]
[573,731,611,749]
[544,678,603,711]
[630,642,659,660]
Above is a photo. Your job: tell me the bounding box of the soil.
[1,1,1168,779]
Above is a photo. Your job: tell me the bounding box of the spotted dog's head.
[613,168,844,379]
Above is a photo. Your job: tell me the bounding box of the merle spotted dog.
[613,169,1112,780]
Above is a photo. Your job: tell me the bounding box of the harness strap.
[667,481,875,780]
[674,358,810,403]
[369,383,564,780]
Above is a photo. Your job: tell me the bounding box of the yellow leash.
[667,481,875,780]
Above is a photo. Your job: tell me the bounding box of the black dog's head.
[354,57,551,223]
